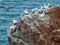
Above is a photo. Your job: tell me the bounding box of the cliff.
[7,5,60,45]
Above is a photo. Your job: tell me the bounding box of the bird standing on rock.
[39,12,45,18]
[10,24,16,30]
[12,20,17,24]
[24,9,29,14]
[44,4,48,9]
[35,8,38,10]
[38,5,44,14]
[57,4,59,6]
[44,3,51,9]
[10,20,17,30]
[47,3,52,7]
[32,8,35,11]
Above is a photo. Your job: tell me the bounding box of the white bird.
[38,5,44,14]
[39,12,45,18]
[0,6,14,11]
[39,5,44,11]
[41,5,44,9]
[32,8,35,11]
[44,4,48,9]
[10,25,16,30]
[32,8,38,11]
[35,8,38,10]
[12,20,17,24]
[47,3,51,7]
[24,9,29,14]
[44,3,51,9]
[57,4,59,6]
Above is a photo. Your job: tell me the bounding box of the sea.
[0,0,60,45]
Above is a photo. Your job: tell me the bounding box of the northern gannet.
[0,6,14,11]
[44,4,48,9]
[32,8,35,11]
[44,3,51,9]
[40,5,44,9]
[57,4,59,6]
[38,5,44,13]
[35,8,38,10]
[24,9,29,14]
[47,3,52,7]
[39,11,46,20]
[39,12,45,18]
[10,20,17,30]
[12,20,17,24]
[40,6,44,10]
[10,25,16,30]
[32,8,38,11]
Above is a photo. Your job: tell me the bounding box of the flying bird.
[0,6,14,11]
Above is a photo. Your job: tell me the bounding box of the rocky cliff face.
[7,5,60,45]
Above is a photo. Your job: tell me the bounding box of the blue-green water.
[0,0,60,45]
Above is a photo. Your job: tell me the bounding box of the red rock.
[8,6,60,45]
